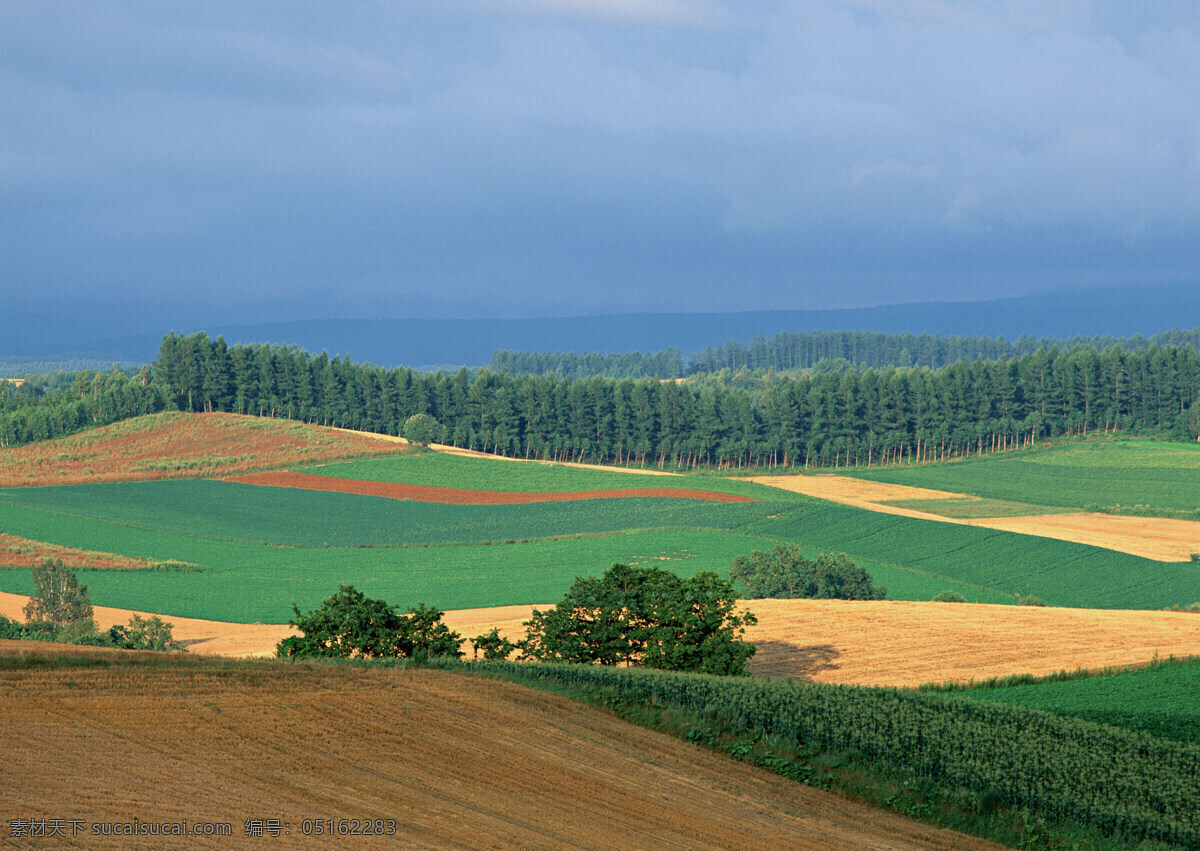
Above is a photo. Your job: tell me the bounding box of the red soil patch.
[0,411,409,487]
[0,533,152,570]
[222,470,758,504]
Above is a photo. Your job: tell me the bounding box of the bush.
[277,585,463,660]
[471,627,516,661]
[1017,594,1046,607]
[730,544,885,600]
[933,590,967,603]
[402,413,440,447]
[519,564,757,675]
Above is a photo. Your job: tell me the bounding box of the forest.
[3,331,1200,469]
[491,327,1200,378]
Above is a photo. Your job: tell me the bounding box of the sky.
[3,0,1200,323]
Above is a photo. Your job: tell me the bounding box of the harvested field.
[0,592,292,657]
[0,532,153,570]
[747,473,1200,561]
[744,599,1200,687]
[222,470,758,504]
[958,512,1200,562]
[0,412,408,487]
[34,592,1198,688]
[0,657,995,850]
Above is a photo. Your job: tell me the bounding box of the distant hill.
[7,281,1200,368]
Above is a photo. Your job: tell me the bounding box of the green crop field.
[300,451,778,498]
[847,438,1200,518]
[0,480,792,548]
[945,657,1200,745]
[2,463,1197,620]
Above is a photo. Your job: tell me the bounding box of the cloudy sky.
[3,0,1199,322]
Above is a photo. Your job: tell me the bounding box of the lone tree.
[276,585,463,660]
[24,558,94,629]
[402,413,440,447]
[730,545,885,600]
[519,564,757,676]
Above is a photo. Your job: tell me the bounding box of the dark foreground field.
[0,649,997,850]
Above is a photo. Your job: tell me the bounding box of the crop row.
[851,439,1200,514]
[479,661,1200,847]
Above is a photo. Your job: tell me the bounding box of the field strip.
[956,512,1200,562]
[0,532,152,570]
[0,591,294,657]
[332,424,684,475]
[746,473,1200,561]
[0,664,998,850]
[221,470,757,504]
[9,592,1198,688]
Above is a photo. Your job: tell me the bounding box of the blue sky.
[3,0,1199,321]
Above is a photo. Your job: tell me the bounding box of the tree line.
[150,332,1200,470]
[491,326,1200,379]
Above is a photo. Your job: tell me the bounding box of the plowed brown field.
[0,656,997,850]
[222,470,757,504]
[9,592,1197,688]
[0,412,408,487]
[746,473,1200,561]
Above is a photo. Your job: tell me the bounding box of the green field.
[945,657,1200,745]
[0,480,790,548]
[848,438,1200,518]
[301,451,778,497]
[2,448,1198,620]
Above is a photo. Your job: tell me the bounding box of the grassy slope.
[3,425,1199,620]
[945,657,1200,745]
[301,451,780,497]
[847,438,1200,515]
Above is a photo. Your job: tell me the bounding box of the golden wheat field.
[7,592,1197,688]
[0,654,999,850]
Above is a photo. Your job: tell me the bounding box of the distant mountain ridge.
[7,282,1200,368]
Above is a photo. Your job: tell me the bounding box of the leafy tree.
[471,627,517,661]
[107,614,185,651]
[402,412,440,446]
[518,564,757,676]
[276,585,463,660]
[730,545,885,600]
[23,558,94,630]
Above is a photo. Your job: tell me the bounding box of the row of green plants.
[468,660,1199,848]
[851,440,1200,517]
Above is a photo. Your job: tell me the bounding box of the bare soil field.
[222,470,757,504]
[0,412,408,487]
[747,473,1200,561]
[0,533,152,570]
[0,658,996,850]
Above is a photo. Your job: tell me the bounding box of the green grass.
[740,500,1200,610]
[880,497,1067,518]
[300,451,780,498]
[0,480,790,548]
[943,657,1200,745]
[848,438,1200,517]
[2,473,1197,619]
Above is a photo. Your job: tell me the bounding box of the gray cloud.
[2,0,1198,319]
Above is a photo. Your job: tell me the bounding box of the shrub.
[730,544,885,600]
[1017,594,1046,606]
[519,563,757,676]
[933,590,967,603]
[276,585,463,660]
